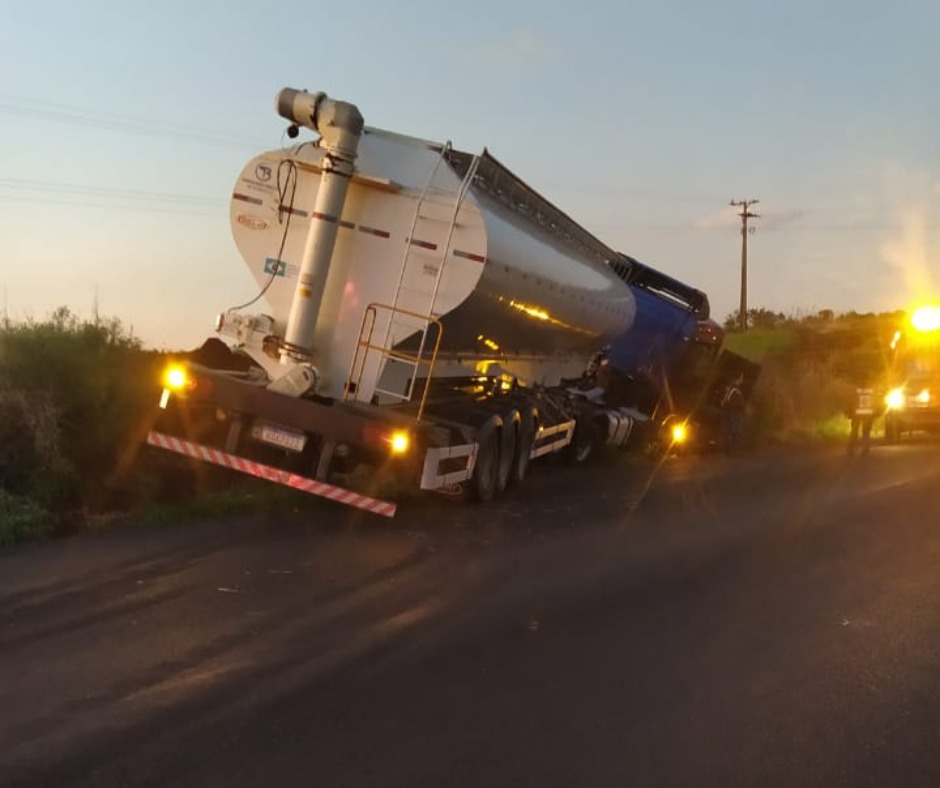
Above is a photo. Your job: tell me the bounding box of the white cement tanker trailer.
[147,88,724,517]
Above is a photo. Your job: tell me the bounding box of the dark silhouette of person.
[721,372,746,450]
[847,384,877,456]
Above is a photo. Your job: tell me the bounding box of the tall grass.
[0,308,166,540]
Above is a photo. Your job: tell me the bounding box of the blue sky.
[3,0,939,348]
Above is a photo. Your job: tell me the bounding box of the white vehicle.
[149,88,719,517]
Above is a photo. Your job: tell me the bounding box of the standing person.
[847,383,877,456]
[721,372,746,451]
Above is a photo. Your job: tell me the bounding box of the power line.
[0,177,221,205]
[540,180,725,204]
[0,193,224,217]
[0,176,229,216]
[0,97,271,150]
[589,221,940,232]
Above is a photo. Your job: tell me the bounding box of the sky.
[3,0,940,349]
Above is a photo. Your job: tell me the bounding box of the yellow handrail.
[344,303,444,421]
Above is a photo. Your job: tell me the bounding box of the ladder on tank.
[344,145,481,418]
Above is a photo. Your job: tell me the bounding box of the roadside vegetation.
[724,307,902,446]
[0,306,905,545]
[0,308,161,543]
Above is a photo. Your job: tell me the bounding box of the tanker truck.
[148,87,725,517]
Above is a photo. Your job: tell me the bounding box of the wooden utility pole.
[730,199,759,330]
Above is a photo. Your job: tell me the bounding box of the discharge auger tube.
[276,89,364,367]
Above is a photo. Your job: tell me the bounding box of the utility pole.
[730,199,759,330]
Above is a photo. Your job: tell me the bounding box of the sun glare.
[910,305,940,333]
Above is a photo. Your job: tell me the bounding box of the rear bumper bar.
[147,430,397,518]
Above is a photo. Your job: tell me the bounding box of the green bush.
[0,308,167,522]
[747,356,854,444]
[739,312,897,445]
[0,388,60,492]
[0,489,53,545]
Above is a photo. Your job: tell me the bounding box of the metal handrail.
[344,303,444,421]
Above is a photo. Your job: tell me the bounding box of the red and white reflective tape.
[233,194,487,266]
[146,431,396,518]
[357,224,391,239]
[277,204,308,217]
[453,249,487,264]
[311,210,339,223]
[233,192,263,206]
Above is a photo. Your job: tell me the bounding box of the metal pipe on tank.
[275,89,364,366]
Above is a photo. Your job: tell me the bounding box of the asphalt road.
[4,442,940,787]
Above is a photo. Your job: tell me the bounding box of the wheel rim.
[572,422,596,464]
[575,438,593,463]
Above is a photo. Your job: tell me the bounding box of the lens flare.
[389,431,410,455]
[886,388,905,410]
[911,306,940,333]
[163,365,190,391]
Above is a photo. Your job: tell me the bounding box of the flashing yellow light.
[389,430,410,455]
[163,364,191,391]
[917,389,931,404]
[910,305,940,333]
[671,422,689,444]
[886,387,905,410]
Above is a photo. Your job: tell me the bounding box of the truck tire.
[470,429,500,502]
[565,417,599,465]
[495,411,519,494]
[509,411,536,487]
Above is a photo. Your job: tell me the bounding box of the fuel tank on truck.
[229,127,636,400]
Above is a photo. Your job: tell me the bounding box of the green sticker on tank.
[264,258,287,276]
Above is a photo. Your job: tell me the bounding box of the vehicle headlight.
[916,389,930,404]
[886,388,905,410]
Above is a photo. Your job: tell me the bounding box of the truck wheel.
[565,418,598,465]
[470,430,499,502]
[509,413,536,487]
[495,414,519,494]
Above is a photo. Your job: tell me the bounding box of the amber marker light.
[163,364,191,391]
[671,422,689,444]
[389,430,410,455]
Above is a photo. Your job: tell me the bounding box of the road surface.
[3,442,940,787]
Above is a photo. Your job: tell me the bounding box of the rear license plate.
[251,423,307,453]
